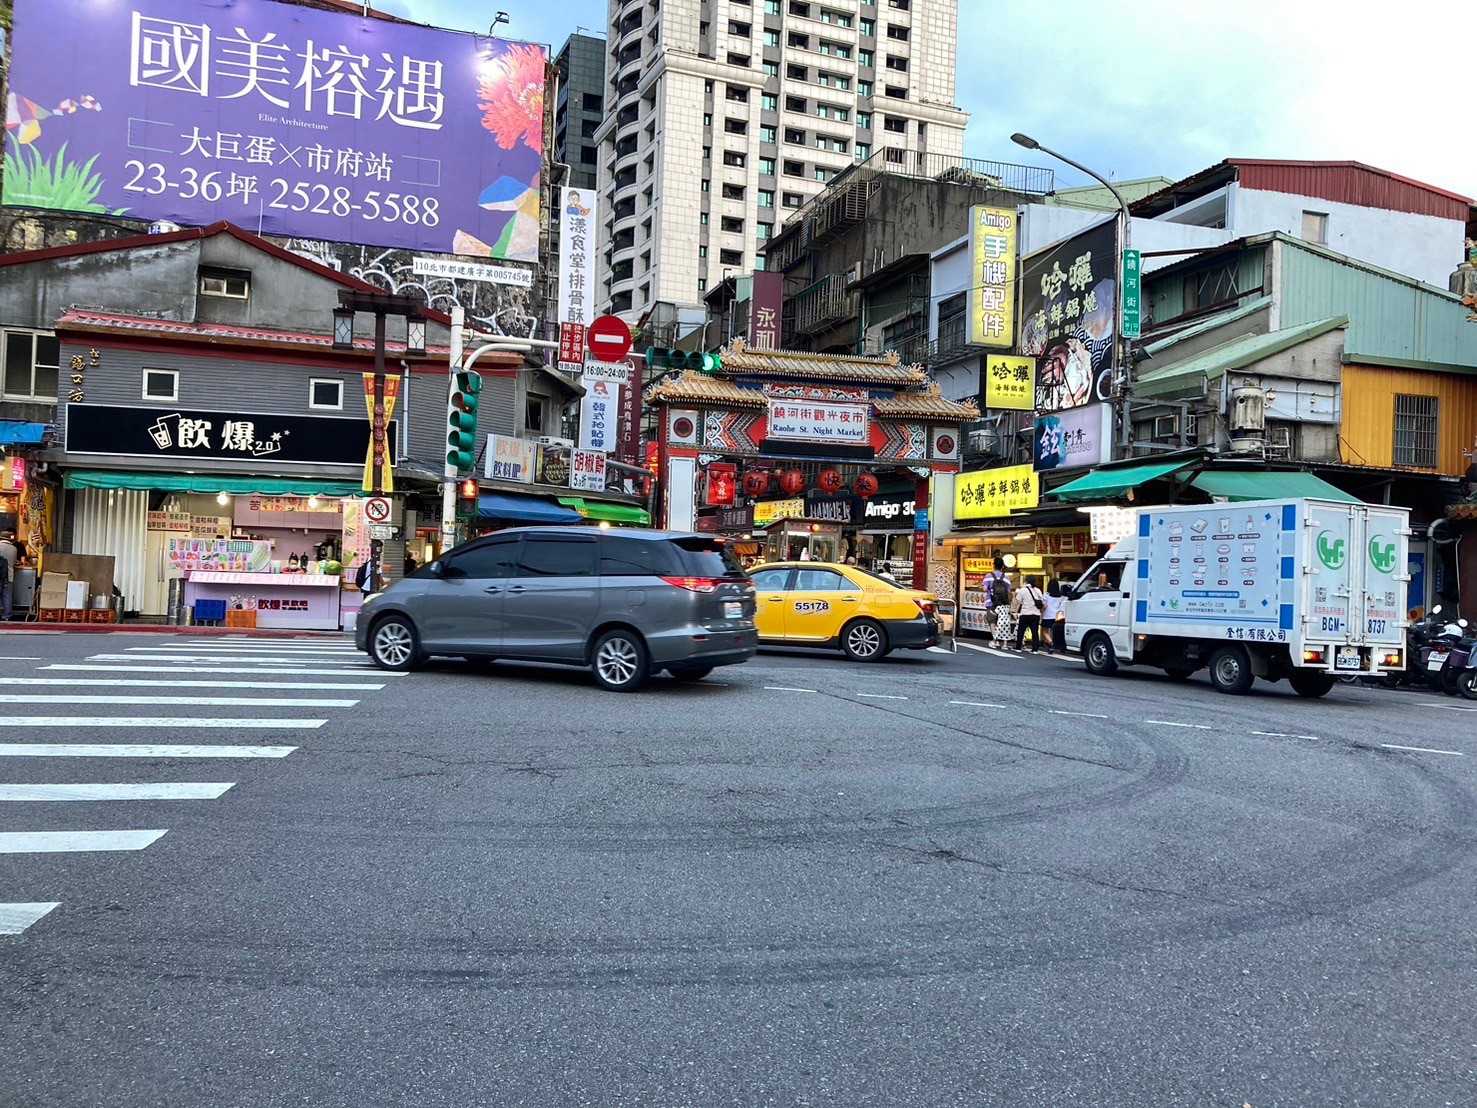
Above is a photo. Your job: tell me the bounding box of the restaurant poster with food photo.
[1020,218,1119,413]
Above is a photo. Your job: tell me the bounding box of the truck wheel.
[1289,671,1336,698]
[1208,646,1254,695]
[1082,633,1118,676]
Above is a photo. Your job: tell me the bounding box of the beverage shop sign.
[4,0,547,259]
[65,403,392,466]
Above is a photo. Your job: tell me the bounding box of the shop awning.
[1191,470,1361,503]
[1049,458,1196,502]
[558,497,651,526]
[63,470,367,495]
[0,421,47,446]
[479,491,584,524]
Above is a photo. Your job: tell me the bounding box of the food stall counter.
[185,571,342,630]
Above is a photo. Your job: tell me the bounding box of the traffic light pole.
[440,305,466,555]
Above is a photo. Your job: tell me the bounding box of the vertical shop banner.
[340,498,372,575]
[570,448,606,492]
[360,373,401,493]
[558,322,587,372]
[617,362,643,463]
[578,379,620,453]
[749,271,784,348]
[1021,218,1118,412]
[4,0,547,258]
[1032,402,1113,472]
[983,354,1036,411]
[966,206,1018,348]
[558,187,597,327]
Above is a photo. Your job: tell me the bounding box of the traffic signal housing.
[446,369,482,475]
[456,477,479,519]
[644,348,722,374]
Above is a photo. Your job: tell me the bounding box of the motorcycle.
[1437,628,1477,696]
[1383,605,1465,689]
[1417,612,1469,691]
[1456,635,1477,701]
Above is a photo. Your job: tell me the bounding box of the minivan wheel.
[1208,646,1254,695]
[370,615,420,672]
[841,618,887,662]
[1083,633,1117,676]
[592,629,650,692]
[669,666,712,682]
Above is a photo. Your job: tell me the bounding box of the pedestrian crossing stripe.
[0,902,60,935]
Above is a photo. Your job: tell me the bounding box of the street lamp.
[1011,132,1134,458]
[331,290,428,495]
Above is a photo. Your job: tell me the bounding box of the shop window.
[309,378,342,410]
[1,330,60,401]
[1393,394,1438,468]
[142,368,179,402]
[198,266,250,299]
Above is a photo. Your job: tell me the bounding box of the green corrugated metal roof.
[1134,316,1349,400]
[1141,295,1272,357]
[1191,471,1361,503]
[63,470,365,496]
[1050,458,1196,501]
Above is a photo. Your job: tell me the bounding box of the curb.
[4,622,349,639]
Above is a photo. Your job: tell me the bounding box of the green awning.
[1049,458,1196,502]
[1191,471,1361,503]
[63,470,368,496]
[558,497,651,526]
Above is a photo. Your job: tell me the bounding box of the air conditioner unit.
[847,262,864,284]
[1152,413,1180,442]
[537,436,575,449]
[965,425,1001,458]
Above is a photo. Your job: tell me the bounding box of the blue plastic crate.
[193,600,228,623]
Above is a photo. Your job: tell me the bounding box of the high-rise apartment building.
[553,34,608,191]
[595,0,969,326]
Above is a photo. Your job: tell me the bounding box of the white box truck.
[1064,497,1411,697]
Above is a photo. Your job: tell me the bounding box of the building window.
[722,216,745,233]
[818,40,851,59]
[860,17,876,34]
[759,156,776,175]
[883,115,906,132]
[724,118,748,134]
[787,32,810,48]
[698,279,708,292]
[722,150,747,167]
[755,256,767,271]
[703,145,712,161]
[760,126,777,145]
[1393,394,1439,468]
[198,266,250,299]
[936,293,966,352]
[763,29,780,47]
[725,86,749,102]
[858,79,874,96]
[784,127,807,144]
[814,167,828,182]
[783,159,806,176]
[885,55,908,71]
[758,188,776,207]
[763,60,779,77]
[820,8,853,26]
[701,179,711,192]
[700,212,710,225]
[888,0,911,8]
[789,1,811,14]
[699,246,709,258]
[761,93,778,111]
[786,95,809,112]
[782,192,804,208]
[308,377,343,410]
[856,142,871,160]
[704,112,713,127]
[525,396,547,435]
[857,111,873,129]
[1302,210,1329,245]
[727,52,752,67]
[886,23,910,39]
[786,63,809,81]
[757,222,773,240]
[858,49,875,67]
[729,20,751,35]
[765,0,780,11]
[142,368,179,402]
[0,331,60,401]
[722,183,746,200]
[720,249,744,266]
[582,93,603,112]
[818,71,851,90]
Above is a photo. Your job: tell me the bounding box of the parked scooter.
[1437,627,1477,696]
[1458,642,1477,701]
[1416,611,1469,690]
[1383,605,1466,689]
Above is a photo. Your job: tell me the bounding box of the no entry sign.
[588,315,633,363]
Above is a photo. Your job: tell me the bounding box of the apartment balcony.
[792,272,857,335]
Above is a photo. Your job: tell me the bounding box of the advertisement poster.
[1020,218,1119,413]
[966,206,1017,348]
[983,354,1035,411]
[579,379,620,453]
[1032,403,1113,472]
[954,464,1039,520]
[166,536,272,573]
[959,555,994,633]
[4,0,546,258]
[534,442,572,487]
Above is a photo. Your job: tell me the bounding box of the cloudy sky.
[385,0,1474,198]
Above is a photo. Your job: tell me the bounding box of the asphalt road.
[1,628,1474,1107]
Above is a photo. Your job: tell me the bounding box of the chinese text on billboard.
[966,206,1017,348]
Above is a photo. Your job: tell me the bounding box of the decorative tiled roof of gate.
[720,339,926,384]
[873,384,978,420]
[645,371,978,421]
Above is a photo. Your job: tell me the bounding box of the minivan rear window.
[600,537,679,576]
[669,538,745,577]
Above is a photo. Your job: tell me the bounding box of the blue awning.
[0,421,47,446]
[478,491,585,524]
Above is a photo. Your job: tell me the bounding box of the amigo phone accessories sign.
[4,0,547,259]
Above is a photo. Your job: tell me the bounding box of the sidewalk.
[3,620,348,639]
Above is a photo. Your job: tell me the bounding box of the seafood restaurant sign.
[4,0,547,260]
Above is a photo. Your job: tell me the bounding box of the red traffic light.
[458,478,479,500]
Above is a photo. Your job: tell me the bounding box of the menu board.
[959,556,993,633]
[166,537,273,574]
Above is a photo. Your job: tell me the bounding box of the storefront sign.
[66,346,99,403]
[966,206,1017,348]
[1021,218,1118,413]
[147,510,192,531]
[713,505,754,531]
[766,400,870,445]
[862,493,917,524]
[1,457,25,492]
[558,187,597,326]
[753,498,804,526]
[66,403,395,466]
[485,434,536,483]
[749,271,784,348]
[190,515,225,537]
[248,496,342,514]
[558,323,586,373]
[705,463,737,507]
[167,537,272,573]
[804,492,858,523]
[617,365,642,463]
[579,380,620,453]
[984,355,1036,411]
[361,373,402,494]
[1033,403,1113,472]
[6,0,547,258]
[535,443,572,487]
[954,464,1039,520]
[1035,528,1095,556]
[570,448,606,492]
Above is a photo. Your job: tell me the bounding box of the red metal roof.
[54,309,456,357]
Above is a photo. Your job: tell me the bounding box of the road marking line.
[1051,710,1108,719]
[1380,743,1465,756]
[97,653,364,664]
[926,646,954,654]
[857,693,908,700]
[1252,731,1322,740]
[0,656,44,661]
[44,665,402,677]
[0,902,60,935]
[955,642,995,654]
[0,677,385,690]
[0,744,295,758]
[948,700,1008,708]
[0,830,167,854]
[0,782,235,801]
[0,716,325,729]
[129,647,362,656]
[0,695,358,707]
[764,685,816,693]
[1418,704,1477,713]
[1145,720,1214,730]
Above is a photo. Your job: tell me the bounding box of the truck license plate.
[1427,651,1449,671]
[724,601,742,620]
[1335,647,1361,671]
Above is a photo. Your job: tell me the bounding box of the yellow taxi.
[748,561,940,661]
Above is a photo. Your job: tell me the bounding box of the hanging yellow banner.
[966,206,1018,349]
[362,373,402,494]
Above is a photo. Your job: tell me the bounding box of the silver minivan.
[355,528,758,691]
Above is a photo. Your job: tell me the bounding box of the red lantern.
[705,463,737,507]
[742,470,771,497]
[817,468,844,494]
[779,469,806,496]
[853,473,879,499]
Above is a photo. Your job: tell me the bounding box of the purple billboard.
[3,0,546,260]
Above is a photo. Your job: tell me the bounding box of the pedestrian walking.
[0,530,16,622]
[985,560,1013,649]
[1013,575,1045,652]
[1043,578,1068,653]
